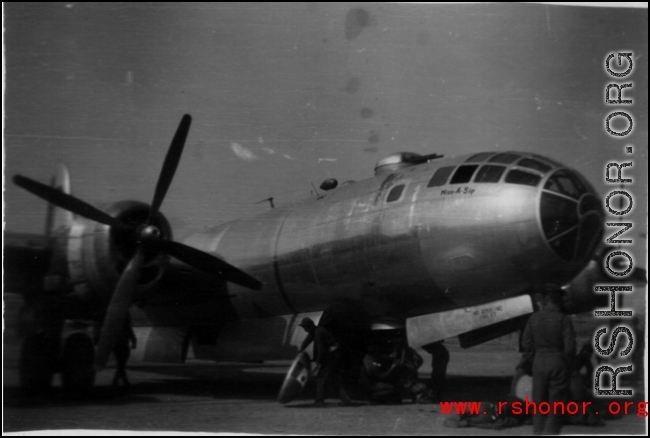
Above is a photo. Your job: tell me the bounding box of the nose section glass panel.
[488,153,520,164]
[575,213,603,261]
[517,158,552,174]
[506,169,541,187]
[579,194,601,216]
[541,170,603,262]
[541,193,579,239]
[549,228,578,261]
[544,169,587,199]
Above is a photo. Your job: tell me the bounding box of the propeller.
[14,114,262,369]
[13,175,127,230]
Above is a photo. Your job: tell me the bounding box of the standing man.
[298,317,353,406]
[522,284,576,435]
[112,316,137,388]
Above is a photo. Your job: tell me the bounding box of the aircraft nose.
[540,169,603,262]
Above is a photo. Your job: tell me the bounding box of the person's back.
[525,307,575,357]
[522,287,575,435]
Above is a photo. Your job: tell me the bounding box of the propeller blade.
[148,114,192,222]
[94,249,144,370]
[13,175,128,230]
[158,240,262,290]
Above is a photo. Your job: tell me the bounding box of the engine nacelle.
[66,200,172,310]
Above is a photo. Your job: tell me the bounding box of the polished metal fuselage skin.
[184,152,599,322]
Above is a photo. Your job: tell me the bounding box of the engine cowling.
[66,200,172,309]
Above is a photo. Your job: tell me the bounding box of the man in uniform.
[522,284,576,435]
[362,334,426,404]
[299,317,353,406]
[112,316,137,388]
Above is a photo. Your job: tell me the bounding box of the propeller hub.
[139,225,161,242]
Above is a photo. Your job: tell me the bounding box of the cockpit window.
[488,153,520,164]
[517,158,552,174]
[427,166,455,187]
[474,165,506,183]
[450,165,479,184]
[386,184,405,202]
[465,152,494,163]
[544,170,587,199]
[528,153,562,168]
[505,169,541,187]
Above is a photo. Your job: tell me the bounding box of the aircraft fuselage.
[184,151,603,322]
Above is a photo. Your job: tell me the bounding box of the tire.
[511,367,533,401]
[60,333,96,394]
[19,334,57,393]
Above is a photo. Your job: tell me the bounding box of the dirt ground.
[3,353,647,435]
[3,293,647,435]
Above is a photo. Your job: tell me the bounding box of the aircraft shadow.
[3,377,285,409]
[3,385,161,408]
[284,376,515,408]
[286,401,366,408]
[4,375,515,409]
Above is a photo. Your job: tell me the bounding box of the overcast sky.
[3,3,647,265]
